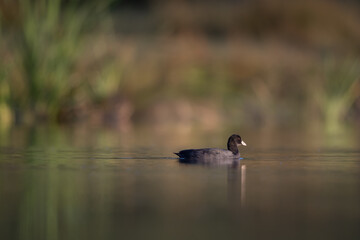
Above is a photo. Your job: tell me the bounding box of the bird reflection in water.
[228,162,247,210]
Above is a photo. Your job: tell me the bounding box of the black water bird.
[174,134,246,164]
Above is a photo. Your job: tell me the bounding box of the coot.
[174,134,246,164]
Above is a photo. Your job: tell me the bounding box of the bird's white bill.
[241,140,247,146]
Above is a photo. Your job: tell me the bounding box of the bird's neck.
[227,140,239,155]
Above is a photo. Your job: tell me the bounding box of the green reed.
[322,58,360,132]
[19,0,86,120]
[0,0,112,123]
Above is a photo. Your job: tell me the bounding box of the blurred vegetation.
[321,59,360,132]
[0,0,116,124]
[0,0,360,133]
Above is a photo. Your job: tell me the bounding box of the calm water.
[0,128,359,240]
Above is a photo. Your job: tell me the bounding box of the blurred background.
[1,0,360,138]
[1,2,360,240]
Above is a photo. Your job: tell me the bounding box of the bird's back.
[175,148,239,164]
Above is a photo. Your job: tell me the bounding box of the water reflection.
[0,134,360,240]
[227,163,246,210]
[241,165,246,208]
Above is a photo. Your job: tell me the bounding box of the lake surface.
[0,127,359,240]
